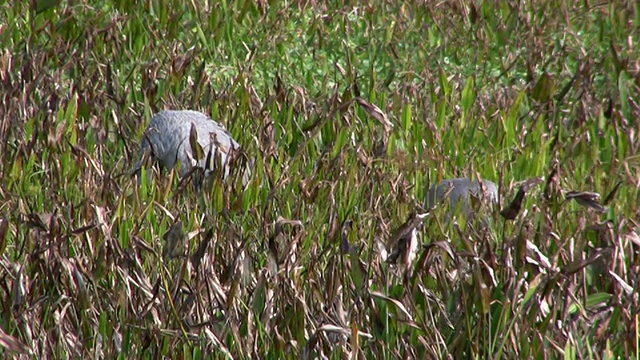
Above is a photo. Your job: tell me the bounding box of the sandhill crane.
[425,178,498,216]
[133,110,249,186]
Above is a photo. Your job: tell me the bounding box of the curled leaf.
[422,241,456,261]
[603,181,622,205]
[274,216,304,235]
[370,291,414,323]
[355,97,393,133]
[268,216,304,270]
[191,228,214,270]
[189,122,205,161]
[501,187,525,220]
[386,212,429,265]
[526,241,553,271]
[163,221,184,259]
[565,191,608,212]
[542,168,558,201]
[624,228,640,247]
[316,324,373,339]
[520,176,545,192]
[501,176,544,220]
[388,212,429,247]
[609,270,633,295]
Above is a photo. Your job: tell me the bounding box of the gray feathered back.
[134,110,250,186]
[425,178,498,216]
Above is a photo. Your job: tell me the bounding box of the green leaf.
[331,127,348,158]
[532,72,555,102]
[34,0,63,14]
[439,68,451,98]
[564,342,576,360]
[618,70,631,120]
[522,274,542,304]
[568,292,612,315]
[436,97,448,130]
[252,276,267,315]
[65,94,78,146]
[461,76,476,113]
[189,122,204,161]
[504,89,525,147]
[473,262,490,315]
[349,251,364,292]
[402,103,412,133]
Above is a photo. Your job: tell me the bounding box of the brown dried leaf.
[70,223,97,235]
[422,241,456,261]
[542,168,558,201]
[520,176,545,192]
[274,72,286,105]
[624,228,640,247]
[274,216,303,235]
[501,187,525,220]
[602,181,622,205]
[189,122,204,161]
[0,327,29,354]
[163,221,184,259]
[25,212,51,231]
[586,220,614,232]
[316,324,373,339]
[69,142,105,177]
[473,261,490,315]
[370,291,414,323]
[562,250,609,276]
[609,270,633,295]
[269,216,304,269]
[565,191,608,212]
[0,215,8,254]
[515,222,534,270]
[11,265,26,308]
[350,321,359,358]
[191,228,213,270]
[388,212,429,248]
[93,204,111,238]
[526,241,553,271]
[565,190,601,201]
[355,97,393,133]
[386,212,428,265]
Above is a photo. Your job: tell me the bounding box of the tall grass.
[0,0,638,358]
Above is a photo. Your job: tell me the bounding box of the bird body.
[134,110,248,184]
[425,178,498,215]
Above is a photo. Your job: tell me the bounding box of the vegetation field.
[1,0,639,358]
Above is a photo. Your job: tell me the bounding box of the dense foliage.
[0,1,638,358]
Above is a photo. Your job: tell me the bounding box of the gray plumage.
[134,110,248,184]
[425,178,498,215]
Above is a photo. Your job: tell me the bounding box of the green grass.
[1,0,639,358]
